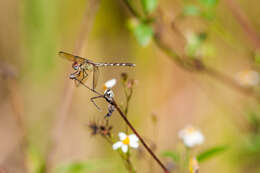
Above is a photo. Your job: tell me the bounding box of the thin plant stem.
[223,0,260,51]
[111,99,169,173]
[78,82,169,173]
[122,0,141,19]
[121,0,260,103]
[122,80,133,133]
[46,0,101,171]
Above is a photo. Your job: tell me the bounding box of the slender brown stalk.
[111,100,169,173]
[77,74,168,172]
[223,0,260,51]
[121,0,260,103]
[0,62,28,171]
[78,80,168,172]
[45,0,101,171]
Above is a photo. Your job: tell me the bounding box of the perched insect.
[59,51,136,89]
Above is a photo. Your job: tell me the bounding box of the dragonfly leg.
[90,95,103,111]
[79,69,88,84]
[82,69,88,81]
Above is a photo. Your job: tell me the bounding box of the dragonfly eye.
[72,62,79,70]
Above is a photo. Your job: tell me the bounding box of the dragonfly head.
[72,62,80,70]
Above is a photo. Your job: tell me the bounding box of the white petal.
[129,134,139,142]
[105,79,117,88]
[183,131,204,148]
[121,144,128,153]
[112,141,122,150]
[118,132,127,141]
[129,141,139,148]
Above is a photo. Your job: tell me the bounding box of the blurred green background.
[1,0,260,172]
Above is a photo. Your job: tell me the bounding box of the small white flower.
[104,78,117,89]
[235,70,259,87]
[112,132,139,153]
[178,125,204,148]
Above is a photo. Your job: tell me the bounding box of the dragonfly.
[59,51,136,89]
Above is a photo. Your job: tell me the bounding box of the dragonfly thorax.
[81,63,94,71]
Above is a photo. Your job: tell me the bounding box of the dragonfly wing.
[59,51,85,63]
[93,66,100,89]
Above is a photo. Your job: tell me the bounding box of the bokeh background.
[1,0,260,172]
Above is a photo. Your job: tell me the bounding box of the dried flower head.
[100,125,113,137]
[121,72,128,82]
[88,121,99,136]
[88,121,112,137]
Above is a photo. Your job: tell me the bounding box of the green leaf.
[161,151,180,162]
[197,146,227,162]
[183,5,201,16]
[141,0,158,14]
[254,53,260,64]
[56,160,109,173]
[201,10,216,20]
[198,0,219,7]
[133,22,154,46]
[56,163,92,173]
[27,146,46,173]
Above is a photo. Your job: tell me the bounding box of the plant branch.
[121,0,260,103]
[122,0,141,19]
[46,0,101,171]
[77,77,168,172]
[111,99,169,173]
[223,0,260,51]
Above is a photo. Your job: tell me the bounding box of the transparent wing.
[59,51,85,63]
[93,66,100,89]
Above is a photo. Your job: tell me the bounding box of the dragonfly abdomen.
[97,63,136,67]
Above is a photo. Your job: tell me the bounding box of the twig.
[0,63,28,171]
[223,0,260,51]
[122,0,141,19]
[78,80,169,172]
[111,100,169,173]
[121,0,260,103]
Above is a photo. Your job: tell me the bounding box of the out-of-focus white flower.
[189,157,199,173]
[186,31,198,46]
[178,125,204,148]
[112,132,139,153]
[104,78,117,89]
[185,31,203,57]
[235,70,259,87]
